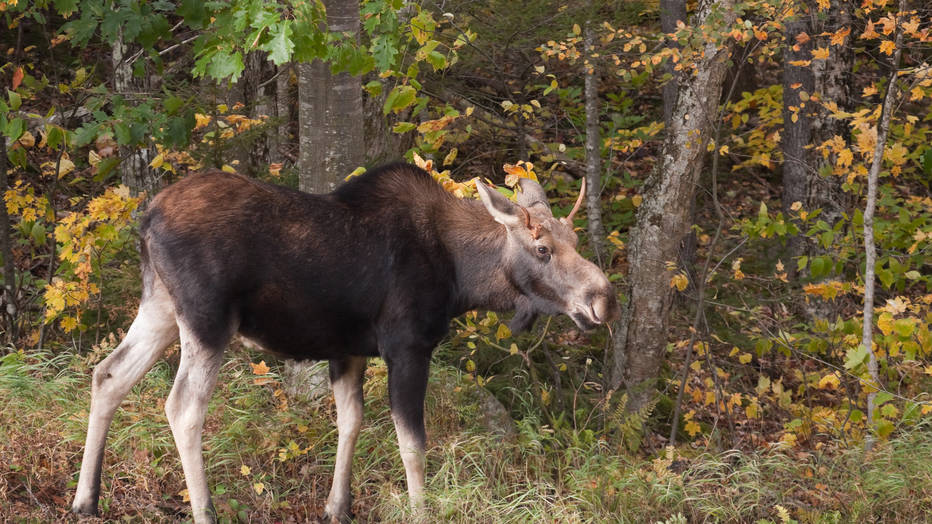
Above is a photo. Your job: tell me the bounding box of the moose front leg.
[386,354,429,510]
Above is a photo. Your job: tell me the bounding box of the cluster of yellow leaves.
[412,152,476,198]
[46,185,139,331]
[608,121,663,154]
[5,181,50,223]
[803,280,852,301]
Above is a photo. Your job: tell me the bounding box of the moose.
[70,162,619,523]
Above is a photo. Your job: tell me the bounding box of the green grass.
[2,346,932,523]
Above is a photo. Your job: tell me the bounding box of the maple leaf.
[830,27,850,46]
[811,47,830,60]
[879,40,896,56]
[860,20,880,40]
[878,15,895,35]
[863,84,878,97]
[250,360,271,375]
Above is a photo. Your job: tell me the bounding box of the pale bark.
[298,0,364,193]
[290,0,366,397]
[863,0,905,452]
[112,29,159,203]
[583,10,605,263]
[610,0,736,409]
[0,136,15,344]
[659,0,687,130]
[272,64,294,164]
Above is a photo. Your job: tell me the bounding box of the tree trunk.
[0,136,15,344]
[583,8,605,263]
[112,29,159,203]
[297,0,364,193]
[781,15,814,273]
[862,0,904,453]
[289,0,366,398]
[272,64,294,165]
[659,0,687,130]
[610,0,736,410]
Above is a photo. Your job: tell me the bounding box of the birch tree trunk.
[583,8,605,263]
[288,0,366,399]
[297,0,364,193]
[112,29,159,203]
[0,135,15,343]
[862,0,904,453]
[610,0,736,410]
[659,0,687,130]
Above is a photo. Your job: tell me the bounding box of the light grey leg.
[324,356,367,523]
[164,322,225,524]
[72,280,178,515]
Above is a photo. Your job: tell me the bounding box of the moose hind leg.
[386,355,429,510]
[72,282,178,515]
[165,323,226,524]
[324,356,367,523]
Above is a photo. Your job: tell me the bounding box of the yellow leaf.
[860,20,880,40]
[240,465,251,476]
[443,148,458,166]
[194,113,211,130]
[495,323,511,341]
[719,144,729,155]
[879,40,895,55]
[739,353,753,364]
[684,420,701,437]
[221,164,236,173]
[729,346,740,357]
[179,489,190,502]
[60,316,79,332]
[670,272,689,292]
[509,343,519,355]
[863,84,878,97]
[149,152,165,169]
[818,374,840,390]
[251,360,271,375]
[253,482,264,495]
[540,388,551,406]
[631,194,642,207]
[811,47,830,60]
[17,131,35,148]
[268,163,282,177]
[877,313,894,336]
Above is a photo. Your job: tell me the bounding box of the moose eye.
[536,245,551,262]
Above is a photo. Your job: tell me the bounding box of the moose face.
[475,178,620,332]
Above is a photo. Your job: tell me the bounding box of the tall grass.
[2,347,932,522]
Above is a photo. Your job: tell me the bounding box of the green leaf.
[7,90,21,111]
[4,118,24,141]
[382,85,416,115]
[392,122,416,134]
[206,50,245,83]
[893,318,915,339]
[262,22,294,66]
[843,344,869,369]
[875,391,894,406]
[797,255,808,272]
[364,80,382,97]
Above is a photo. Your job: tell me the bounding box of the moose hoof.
[323,501,353,524]
[71,500,98,516]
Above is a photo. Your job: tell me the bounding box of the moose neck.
[437,198,521,314]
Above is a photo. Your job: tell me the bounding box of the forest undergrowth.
[2,342,932,523]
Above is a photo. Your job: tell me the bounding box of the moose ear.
[515,178,552,216]
[476,180,525,228]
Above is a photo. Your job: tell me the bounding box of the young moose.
[71,163,618,523]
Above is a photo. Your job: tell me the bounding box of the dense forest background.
[1,0,932,522]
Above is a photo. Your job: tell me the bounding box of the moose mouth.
[570,303,603,331]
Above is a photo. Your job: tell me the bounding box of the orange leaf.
[250,360,271,375]
[11,67,23,91]
[860,20,880,40]
[879,40,895,56]
[811,47,830,60]
[829,27,850,46]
